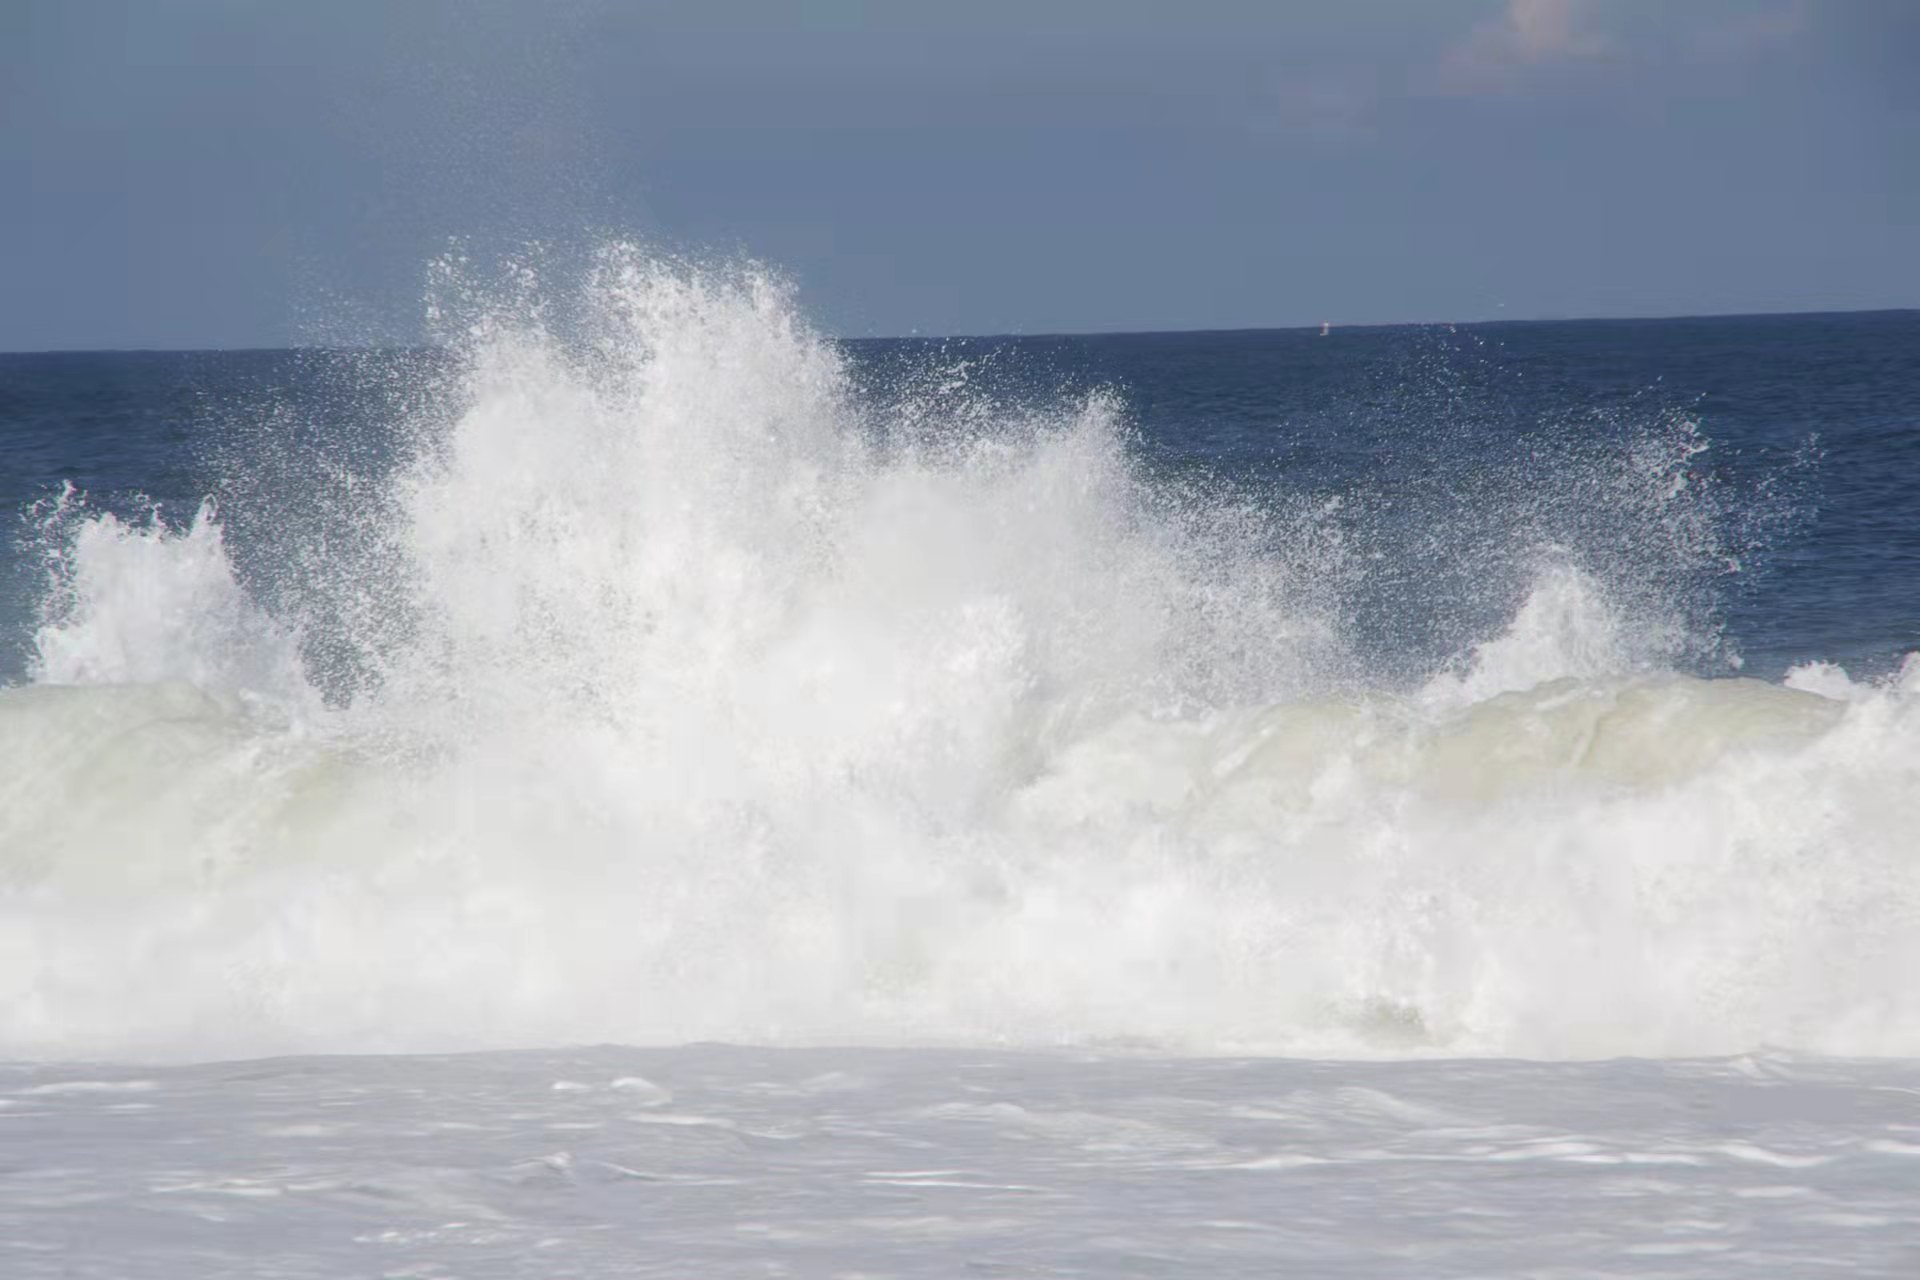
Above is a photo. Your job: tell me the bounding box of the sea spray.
[2,248,1915,1063]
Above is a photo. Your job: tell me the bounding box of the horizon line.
[3,304,1915,357]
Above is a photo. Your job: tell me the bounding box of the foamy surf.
[3,248,1915,1063]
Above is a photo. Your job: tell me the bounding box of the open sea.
[2,259,1917,1275]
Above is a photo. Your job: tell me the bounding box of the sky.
[2,0,1916,348]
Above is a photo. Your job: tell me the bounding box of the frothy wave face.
[4,248,1917,1062]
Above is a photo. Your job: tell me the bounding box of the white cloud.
[1437,0,1617,94]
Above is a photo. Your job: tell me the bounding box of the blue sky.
[3,0,1915,348]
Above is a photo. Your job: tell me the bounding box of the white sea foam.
[3,248,1916,1063]
[29,492,312,709]
[8,1046,1919,1277]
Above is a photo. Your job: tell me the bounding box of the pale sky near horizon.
[2,0,1916,349]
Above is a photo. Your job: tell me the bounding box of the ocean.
[3,255,1917,1274]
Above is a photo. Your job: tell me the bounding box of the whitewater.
[3,250,1917,1275]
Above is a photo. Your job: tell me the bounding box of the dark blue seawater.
[3,311,1916,687]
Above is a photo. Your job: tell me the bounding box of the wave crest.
[5,248,1914,1063]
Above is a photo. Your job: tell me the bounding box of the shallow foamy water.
[6,1046,1919,1278]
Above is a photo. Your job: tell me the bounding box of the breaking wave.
[4,248,1916,1062]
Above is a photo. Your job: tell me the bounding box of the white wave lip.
[3,247,1916,1064]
